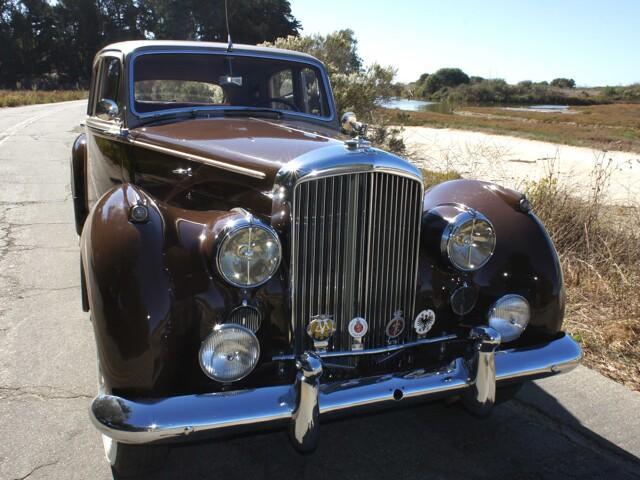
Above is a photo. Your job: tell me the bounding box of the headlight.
[216,217,281,288]
[199,324,260,382]
[488,294,530,342]
[441,210,496,271]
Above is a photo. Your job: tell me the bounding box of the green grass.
[0,89,88,108]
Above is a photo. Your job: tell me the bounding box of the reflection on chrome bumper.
[90,333,582,449]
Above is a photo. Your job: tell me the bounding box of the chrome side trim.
[271,334,458,360]
[90,334,581,445]
[128,139,266,179]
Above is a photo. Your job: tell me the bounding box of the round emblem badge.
[306,315,336,341]
[348,317,368,338]
[385,310,405,339]
[414,309,436,335]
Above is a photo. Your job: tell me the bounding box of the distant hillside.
[395,69,640,105]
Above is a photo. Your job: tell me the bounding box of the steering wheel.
[253,97,300,112]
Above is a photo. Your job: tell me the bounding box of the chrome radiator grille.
[291,171,423,353]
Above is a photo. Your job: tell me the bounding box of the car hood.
[130,116,342,182]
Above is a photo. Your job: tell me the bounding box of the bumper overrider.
[90,328,581,452]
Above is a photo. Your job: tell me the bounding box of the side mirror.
[341,111,367,138]
[96,99,120,121]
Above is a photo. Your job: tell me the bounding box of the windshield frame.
[128,49,336,124]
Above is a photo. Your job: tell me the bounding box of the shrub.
[550,77,576,88]
[525,159,640,389]
[423,68,470,96]
[0,89,87,107]
[420,169,462,188]
[261,30,395,122]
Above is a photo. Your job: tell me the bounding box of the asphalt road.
[1,101,639,480]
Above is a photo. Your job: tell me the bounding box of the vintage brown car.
[72,40,582,475]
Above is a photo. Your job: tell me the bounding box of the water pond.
[380,97,572,114]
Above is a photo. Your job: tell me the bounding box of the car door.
[85,52,127,210]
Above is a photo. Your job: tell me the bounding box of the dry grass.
[421,169,462,188]
[382,103,640,154]
[0,89,87,108]
[524,159,640,390]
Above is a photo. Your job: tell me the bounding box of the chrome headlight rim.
[487,293,531,343]
[198,323,261,382]
[440,208,496,272]
[215,216,282,289]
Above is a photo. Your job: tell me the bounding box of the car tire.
[97,357,168,477]
[105,439,168,478]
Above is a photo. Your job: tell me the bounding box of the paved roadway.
[0,101,639,480]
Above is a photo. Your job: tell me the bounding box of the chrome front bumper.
[90,331,581,451]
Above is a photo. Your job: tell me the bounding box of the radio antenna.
[224,0,233,52]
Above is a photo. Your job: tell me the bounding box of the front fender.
[81,184,290,396]
[419,179,564,344]
[81,184,173,394]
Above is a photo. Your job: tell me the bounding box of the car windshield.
[132,53,331,119]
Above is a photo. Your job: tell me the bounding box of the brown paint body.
[77,43,564,399]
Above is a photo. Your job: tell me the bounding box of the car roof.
[98,40,320,63]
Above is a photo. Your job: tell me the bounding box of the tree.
[261,30,394,121]
[550,77,575,88]
[262,29,361,76]
[423,68,470,96]
[0,0,300,88]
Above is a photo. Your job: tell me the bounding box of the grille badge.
[349,317,368,351]
[414,309,436,336]
[348,317,368,339]
[385,310,406,339]
[307,315,336,350]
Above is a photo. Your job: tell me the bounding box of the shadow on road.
[116,384,640,480]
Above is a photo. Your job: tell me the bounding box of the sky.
[289,0,640,86]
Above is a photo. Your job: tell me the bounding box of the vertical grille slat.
[292,171,422,353]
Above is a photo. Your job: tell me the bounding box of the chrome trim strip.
[128,138,266,179]
[272,334,458,360]
[91,334,581,445]
[295,164,423,185]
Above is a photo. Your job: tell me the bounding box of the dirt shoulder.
[403,125,640,205]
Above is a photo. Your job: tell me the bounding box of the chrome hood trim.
[271,145,423,229]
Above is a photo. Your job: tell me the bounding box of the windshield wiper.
[137,106,283,127]
[219,107,283,119]
[137,107,223,127]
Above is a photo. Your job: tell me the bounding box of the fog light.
[488,294,530,342]
[199,324,260,382]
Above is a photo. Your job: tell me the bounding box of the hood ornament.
[341,112,371,151]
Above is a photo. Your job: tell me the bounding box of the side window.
[300,68,326,117]
[268,69,294,109]
[94,57,122,120]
